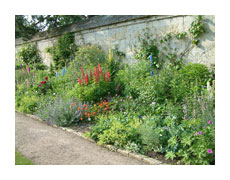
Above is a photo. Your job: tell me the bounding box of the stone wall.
[15,15,215,67]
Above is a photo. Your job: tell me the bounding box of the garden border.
[15,111,168,165]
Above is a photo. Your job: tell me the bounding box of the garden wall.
[15,15,215,67]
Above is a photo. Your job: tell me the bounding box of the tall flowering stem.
[78,77,82,85]
[85,74,89,85]
[81,67,85,78]
[107,71,110,82]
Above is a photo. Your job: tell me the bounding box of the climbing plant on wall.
[135,15,206,71]
[46,32,77,70]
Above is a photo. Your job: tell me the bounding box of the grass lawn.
[15,150,34,165]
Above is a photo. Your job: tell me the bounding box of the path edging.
[15,111,168,165]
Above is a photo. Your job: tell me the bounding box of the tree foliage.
[15,15,87,40]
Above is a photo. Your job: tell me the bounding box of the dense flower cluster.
[93,100,111,115]
[78,64,110,85]
[38,77,48,87]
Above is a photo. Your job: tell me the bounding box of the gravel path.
[15,112,147,165]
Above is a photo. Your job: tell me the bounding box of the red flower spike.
[85,74,89,85]
[107,72,110,82]
[98,64,102,73]
[81,67,85,78]
[94,66,99,83]
[78,77,82,85]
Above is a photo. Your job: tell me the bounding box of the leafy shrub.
[16,91,39,114]
[15,69,27,85]
[137,116,168,153]
[115,60,151,98]
[171,63,210,102]
[69,45,106,69]
[89,113,141,148]
[17,43,42,66]
[46,32,77,70]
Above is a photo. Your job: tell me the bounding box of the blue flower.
[151,70,154,76]
[56,72,59,77]
[61,67,67,76]
[150,54,153,62]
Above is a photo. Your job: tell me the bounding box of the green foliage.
[46,32,77,70]
[171,63,210,102]
[17,43,42,66]
[36,96,82,126]
[89,113,141,149]
[16,15,85,39]
[69,45,106,69]
[15,69,27,85]
[115,60,151,98]
[135,39,161,69]
[69,78,112,103]
[189,15,205,45]
[17,94,39,114]
[176,32,187,39]
[137,116,167,152]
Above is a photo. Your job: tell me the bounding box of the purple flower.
[208,120,211,124]
[198,131,202,135]
[27,66,30,74]
[208,149,213,154]
[194,132,198,136]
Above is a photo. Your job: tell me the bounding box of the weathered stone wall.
[15,15,215,67]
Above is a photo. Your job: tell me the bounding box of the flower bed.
[15,23,215,164]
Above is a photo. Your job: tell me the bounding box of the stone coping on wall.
[15,15,185,46]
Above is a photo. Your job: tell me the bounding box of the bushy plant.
[89,113,141,148]
[137,116,168,153]
[17,43,42,66]
[15,85,39,114]
[37,96,92,126]
[69,45,106,70]
[46,32,77,70]
[68,64,114,102]
[171,63,210,102]
[115,60,151,98]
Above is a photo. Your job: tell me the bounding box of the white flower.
[88,118,91,121]
[53,93,56,96]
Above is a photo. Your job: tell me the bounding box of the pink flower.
[208,120,211,124]
[194,132,198,136]
[208,149,213,154]
[203,126,206,128]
